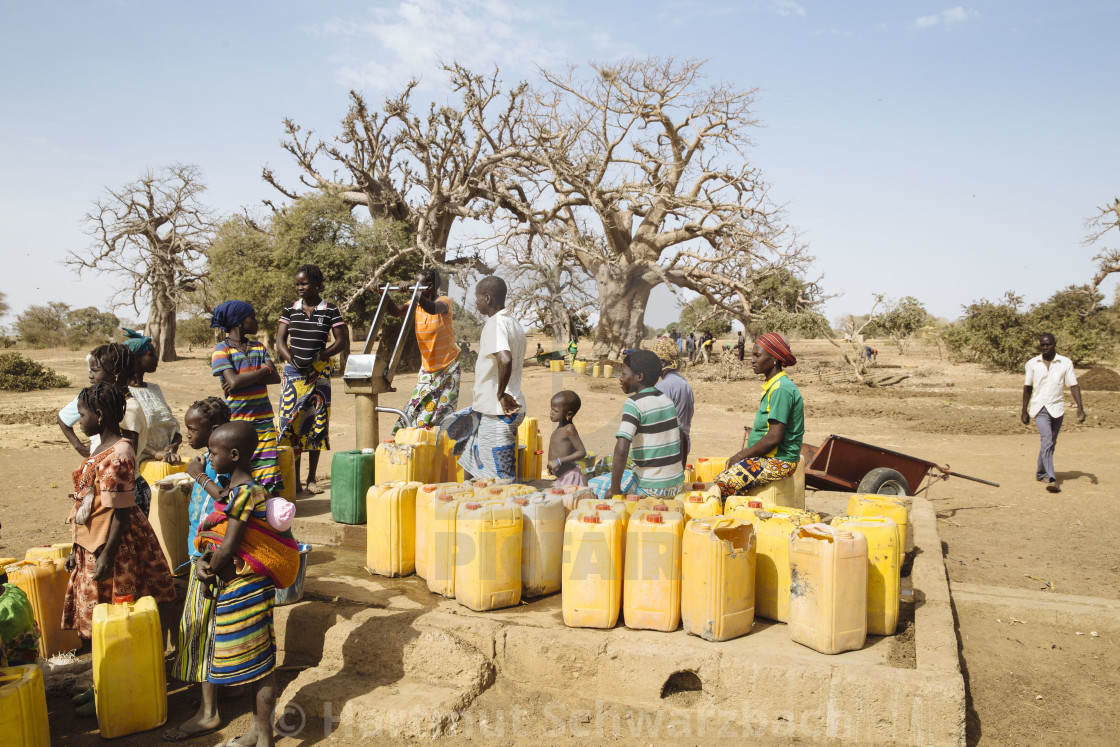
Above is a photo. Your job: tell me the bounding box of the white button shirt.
[473,308,526,415]
[1024,354,1078,418]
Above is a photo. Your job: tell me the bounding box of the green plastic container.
[330,449,376,524]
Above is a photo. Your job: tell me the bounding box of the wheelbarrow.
[798,434,999,496]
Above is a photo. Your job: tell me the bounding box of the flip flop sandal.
[162,724,221,742]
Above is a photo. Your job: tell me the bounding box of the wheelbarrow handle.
[935,465,1000,488]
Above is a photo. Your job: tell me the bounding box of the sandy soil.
[2,339,1117,745]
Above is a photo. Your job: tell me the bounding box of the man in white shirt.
[443,276,527,479]
[1020,333,1085,493]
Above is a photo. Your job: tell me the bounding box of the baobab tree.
[510,57,820,354]
[500,234,597,346]
[70,164,214,361]
[1085,196,1120,304]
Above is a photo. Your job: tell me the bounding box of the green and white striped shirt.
[617,387,684,491]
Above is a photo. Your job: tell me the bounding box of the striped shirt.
[211,341,275,420]
[279,299,345,371]
[616,387,684,491]
[415,296,458,372]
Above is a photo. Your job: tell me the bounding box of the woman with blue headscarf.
[209,301,284,492]
[123,328,183,470]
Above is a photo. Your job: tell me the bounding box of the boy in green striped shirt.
[608,349,685,498]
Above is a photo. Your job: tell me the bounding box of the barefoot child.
[187,421,301,747]
[547,390,588,487]
[61,382,174,716]
[210,301,284,494]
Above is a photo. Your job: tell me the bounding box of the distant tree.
[15,303,71,347]
[69,164,214,362]
[176,316,217,347]
[1030,285,1115,364]
[0,291,8,318]
[502,235,597,346]
[942,292,1040,372]
[65,307,120,347]
[874,296,929,353]
[1085,196,1120,301]
[679,297,732,338]
[450,299,485,344]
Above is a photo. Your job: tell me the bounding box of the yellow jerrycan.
[592,364,601,378]
[693,457,728,483]
[602,364,614,379]
[635,496,686,515]
[148,475,192,576]
[137,459,186,486]
[831,515,901,635]
[724,496,763,515]
[375,437,427,484]
[846,494,910,549]
[727,505,820,622]
[367,481,421,577]
[510,492,566,597]
[393,427,441,483]
[746,459,806,509]
[414,484,471,580]
[679,480,721,496]
[623,509,685,632]
[788,523,868,655]
[23,543,71,562]
[517,417,542,480]
[428,493,467,596]
[276,445,297,501]
[92,595,167,738]
[680,489,722,521]
[454,501,523,611]
[435,432,457,482]
[0,664,50,747]
[562,508,624,629]
[682,516,756,642]
[8,559,82,658]
[616,493,645,518]
[577,496,630,523]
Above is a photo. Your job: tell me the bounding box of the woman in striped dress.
[209,301,284,493]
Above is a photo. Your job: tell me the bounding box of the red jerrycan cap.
[595,503,612,511]
[513,497,529,506]
[748,501,762,508]
[549,487,565,495]
[465,502,482,510]
[438,495,456,502]
[688,495,703,503]
[581,514,601,524]
[646,513,663,524]
[652,504,669,511]
[423,485,438,492]
[488,487,504,495]
[113,593,134,605]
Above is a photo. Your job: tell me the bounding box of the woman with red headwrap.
[713,333,805,498]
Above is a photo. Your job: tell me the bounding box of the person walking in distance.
[1021,333,1085,493]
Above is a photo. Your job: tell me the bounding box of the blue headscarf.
[121,328,154,354]
[210,300,255,332]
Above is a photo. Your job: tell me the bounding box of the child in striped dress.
[209,301,284,494]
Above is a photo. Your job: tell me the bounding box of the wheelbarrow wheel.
[857,467,910,496]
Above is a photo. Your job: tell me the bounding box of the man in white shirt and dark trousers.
[1021,333,1086,493]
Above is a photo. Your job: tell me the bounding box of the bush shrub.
[0,352,70,392]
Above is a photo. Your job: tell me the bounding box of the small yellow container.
[367,482,421,577]
[788,524,868,654]
[517,417,542,480]
[592,364,601,378]
[276,445,297,501]
[23,545,69,562]
[573,360,587,374]
[602,364,614,379]
[0,664,50,747]
[692,457,728,483]
[454,501,523,611]
[727,505,821,622]
[679,490,722,521]
[623,510,685,632]
[562,508,624,629]
[846,494,910,549]
[92,596,167,738]
[682,516,756,642]
[831,515,901,635]
[137,459,187,486]
[435,432,457,483]
[148,476,192,576]
[8,559,81,658]
[394,427,440,482]
[745,460,806,509]
[509,492,566,597]
[427,493,467,596]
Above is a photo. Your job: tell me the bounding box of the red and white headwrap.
[755,332,797,367]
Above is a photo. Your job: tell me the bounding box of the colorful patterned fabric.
[0,584,40,667]
[393,358,460,434]
[586,469,684,500]
[62,505,175,639]
[443,406,526,480]
[616,387,685,493]
[414,296,459,372]
[211,340,283,490]
[713,456,798,499]
[207,571,275,686]
[172,562,215,683]
[755,332,797,366]
[747,372,805,462]
[195,482,300,589]
[69,439,138,553]
[187,453,229,560]
[277,360,332,453]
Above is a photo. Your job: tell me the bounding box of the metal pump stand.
[342,282,427,450]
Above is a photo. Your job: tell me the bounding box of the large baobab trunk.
[548,295,575,346]
[590,264,654,356]
[146,295,178,363]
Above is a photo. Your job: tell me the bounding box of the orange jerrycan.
[680,490,722,520]
[148,474,192,576]
[8,559,81,658]
[623,509,685,632]
[693,457,728,483]
[276,445,297,501]
[510,492,565,597]
[788,524,868,654]
[562,508,624,629]
[137,459,186,486]
[682,516,756,641]
[0,664,50,746]
[454,501,523,611]
[745,459,806,509]
[367,481,421,577]
[727,505,820,622]
[846,494,910,549]
[831,515,901,635]
[92,595,167,738]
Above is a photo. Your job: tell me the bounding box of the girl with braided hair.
[62,382,174,714]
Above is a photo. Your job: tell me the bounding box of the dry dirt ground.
[2,339,1117,745]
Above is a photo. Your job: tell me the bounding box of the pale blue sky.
[1,1,1117,329]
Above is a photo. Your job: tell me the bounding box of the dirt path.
[2,340,1117,744]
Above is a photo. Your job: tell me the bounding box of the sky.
[1,0,1117,331]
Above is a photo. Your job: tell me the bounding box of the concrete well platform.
[275,491,965,745]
